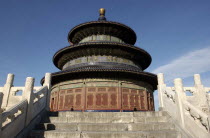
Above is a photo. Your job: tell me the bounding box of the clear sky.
[1,0,210,110]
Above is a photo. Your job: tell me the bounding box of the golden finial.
[99,8,105,17]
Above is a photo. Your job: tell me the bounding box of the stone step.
[46,116,168,123]
[29,130,180,138]
[29,130,80,138]
[36,122,175,131]
[51,111,166,118]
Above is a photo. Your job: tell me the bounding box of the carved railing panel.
[164,87,175,103]
[32,86,48,119]
[33,86,47,104]
[162,88,177,119]
[1,100,27,138]
[1,100,27,127]
[184,101,209,131]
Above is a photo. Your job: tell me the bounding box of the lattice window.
[131,89,137,94]
[87,94,94,106]
[98,87,106,92]
[108,87,116,92]
[67,90,73,93]
[111,94,117,106]
[59,96,64,109]
[122,88,129,92]
[75,89,82,92]
[76,94,81,105]
[60,90,65,94]
[88,88,96,92]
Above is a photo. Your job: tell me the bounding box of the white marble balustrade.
[158,73,210,138]
[0,73,51,138]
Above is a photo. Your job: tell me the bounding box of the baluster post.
[43,73,52,111]
[157,73,166,111]
[2,74,14,108]
[22,77,34,126]
[174,78,186,128]
[194,74,209,112]
[0,93,3,113]
[0,92,3,137]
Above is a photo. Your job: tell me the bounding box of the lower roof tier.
[41,67,157,90]
[53,42,152,71]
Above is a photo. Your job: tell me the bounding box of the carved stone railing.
[158,73,210,138]
[164,87,175,103]
[0,74,42,110]
[33,86,47,104]
[1,100,27,137]
[184,101,209,130]
[31,86,48,120]
[0,73,51,138]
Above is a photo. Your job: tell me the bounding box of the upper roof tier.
[68,8,137,45]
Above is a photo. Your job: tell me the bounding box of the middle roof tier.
[53,42,152,71]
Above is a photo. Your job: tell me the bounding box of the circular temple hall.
[44,9,157,112]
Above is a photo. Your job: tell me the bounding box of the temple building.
[44,8,157,112]
[1,8,209,138]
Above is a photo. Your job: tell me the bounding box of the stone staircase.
[29,111,181,138]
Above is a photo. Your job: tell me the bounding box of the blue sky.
[0,1,210,110]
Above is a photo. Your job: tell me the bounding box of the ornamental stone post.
[43,73,52,111]
[0,92,3,137]
[2,74,14,108]
[157,73,166,111]
[0,92,3,113]
[22,77,34,126]
[174,78,186,128]
[194,74,209,112]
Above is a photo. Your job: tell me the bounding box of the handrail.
[184,101,209,131]
[164,88,175,103]
[1,99,27,127]
[33,86,47,103]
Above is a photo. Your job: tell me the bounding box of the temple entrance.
[85,87,119,111]
[121,87,148,111]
